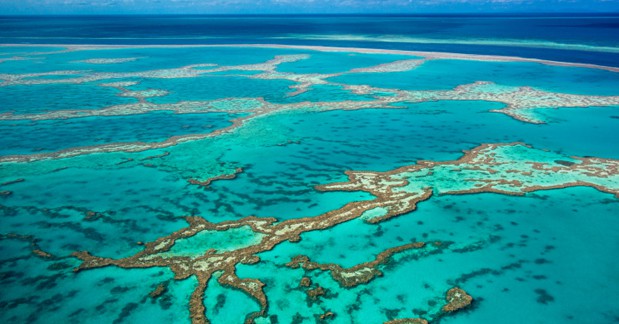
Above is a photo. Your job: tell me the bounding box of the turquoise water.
[134,76,296,104]
[166,226,264,256]
[0,83,137,114]
[0,44,618,324]
[332,59,619,95]
[0,47,307,74]
[0,111,237,155]
[276,51,419,74]
[280,84,379,103]
[259,187,619,323]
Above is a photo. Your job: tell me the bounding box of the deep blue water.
[1,15,619,66]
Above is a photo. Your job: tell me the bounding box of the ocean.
[0,15,618,324]
[2,14,619,64]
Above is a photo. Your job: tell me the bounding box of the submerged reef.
[70,143,619,323]
[2,48,619,163]
[74,57,141,64]
[385,287,473,324]
[286,242,429,287]
[188,168,244,188]
[385,319,429,324]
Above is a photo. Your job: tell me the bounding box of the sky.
[1,0,619,15]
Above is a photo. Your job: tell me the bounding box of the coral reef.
[70,143,619,323]
[286,242,428,287]
[2,48,619,164]
[75,57,141,64]
[188,168,243,188]
[3,44,619,323]
[442,287,473,313]
[384,318,428,324]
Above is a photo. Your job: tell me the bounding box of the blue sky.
[2,0,619,14]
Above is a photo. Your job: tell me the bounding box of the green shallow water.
[166,226,264,257]
[0,45,618,324]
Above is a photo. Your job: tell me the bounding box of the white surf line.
[246,44,619,73]
[1,43,618,73]
[270,34,619,54]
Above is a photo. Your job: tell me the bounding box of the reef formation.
[2,48,619,163]
[2,45,619,323]
[71,143,619,323]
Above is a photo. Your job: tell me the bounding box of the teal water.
[280,84,379,103]
[135,76,297,104]
[0,45,618,324]
[247,187,619,323]
[166,226,264,256]
[0,111,237,155]
[0,83,136,114]
[0,47,308,74]
[332,59,619,95]
[276,51,419,74]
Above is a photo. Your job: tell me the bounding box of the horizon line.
[2,12,619,17]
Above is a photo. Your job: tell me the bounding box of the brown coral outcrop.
[442,287,473,313]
